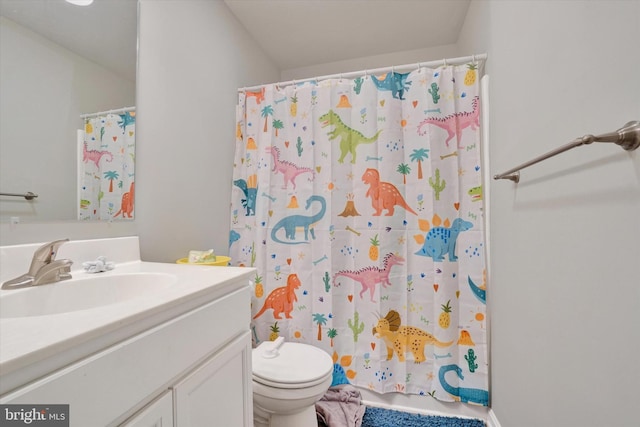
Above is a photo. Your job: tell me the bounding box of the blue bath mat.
[361,406,485,427]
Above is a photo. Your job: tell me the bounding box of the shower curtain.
[79,111,135,220]
[230,61,488,405]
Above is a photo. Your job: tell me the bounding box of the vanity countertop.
[0,237,254,396]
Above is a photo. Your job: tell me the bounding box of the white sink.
[0,272,177,318]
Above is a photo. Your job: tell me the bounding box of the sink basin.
[0,272,178,318]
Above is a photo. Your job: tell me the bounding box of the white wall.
[458,1,640,426]
[282,43,460,81]
[135,0,279,262]
[0,17,135,223]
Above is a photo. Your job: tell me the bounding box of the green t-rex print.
[468,186,482,202]
[319,110,382,164]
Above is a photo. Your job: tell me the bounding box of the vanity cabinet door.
[173,331,252,427]
[120,391,174,427]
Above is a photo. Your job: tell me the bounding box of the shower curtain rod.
[239,53,487,92]
[80,106,135,119]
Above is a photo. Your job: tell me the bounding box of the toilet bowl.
[252,338,333,427]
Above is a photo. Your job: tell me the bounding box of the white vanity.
[0,237,255,426]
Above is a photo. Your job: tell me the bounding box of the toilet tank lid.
[253,342,333,385]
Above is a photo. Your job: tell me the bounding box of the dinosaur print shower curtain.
[230,61,489,405]
[79,112,135,220]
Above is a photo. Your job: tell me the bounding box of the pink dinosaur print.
[266,146,314,190]
[417,96,480,147]
[333,253,405,302]
[83,142,113,168]
[362,168,417,216]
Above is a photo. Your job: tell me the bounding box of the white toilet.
[252,337,334,427]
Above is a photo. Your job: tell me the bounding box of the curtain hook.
[391,65,395,75]
[472,54,476,64]
[443,58,448,68]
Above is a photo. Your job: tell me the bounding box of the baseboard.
[486,409,501,427]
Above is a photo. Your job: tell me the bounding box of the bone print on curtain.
[230,60,488,405]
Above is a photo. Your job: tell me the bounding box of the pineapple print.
[269,322,280,341]
[439,300,452,329]
[85,121,93,134]
[464,63,477,86]
[236,121,243,140]
[369,234,380,261]
[254,273,263,298]
[290,95,298,117]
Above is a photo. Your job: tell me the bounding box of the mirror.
[0,0,137,222]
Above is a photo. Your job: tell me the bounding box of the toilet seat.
[253,342,333,389]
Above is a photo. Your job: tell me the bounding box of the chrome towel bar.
[494,120,640,183]
[0,191,39,200]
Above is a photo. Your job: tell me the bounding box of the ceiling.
[0,0,137,81]
[224,0,471,70]
[0,0,471,80]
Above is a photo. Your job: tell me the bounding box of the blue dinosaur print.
[271,195,326,245]
[117,112,136,129]
[229,230,241,247]
[233,179,257,216]
[331,363,350,387]
[415,218,472,262]
[370,72,412,100]
[439,364,488,406]
[468,275,486,304]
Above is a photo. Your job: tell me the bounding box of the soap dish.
[176,256,231,266]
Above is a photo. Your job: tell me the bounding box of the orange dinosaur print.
[362,168,417,216]
[113,182,134,218]
[246,87,266,104]
[253,273,301,319]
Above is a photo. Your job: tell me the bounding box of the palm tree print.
[327,328,338,347]
[261,105,274,132]
[104,170,119,192]
[273,119,284,137]
[397,163,411,184]
[312,313,328,341]
[410,148,430,179]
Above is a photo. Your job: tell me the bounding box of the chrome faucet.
[1,239,73,290]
